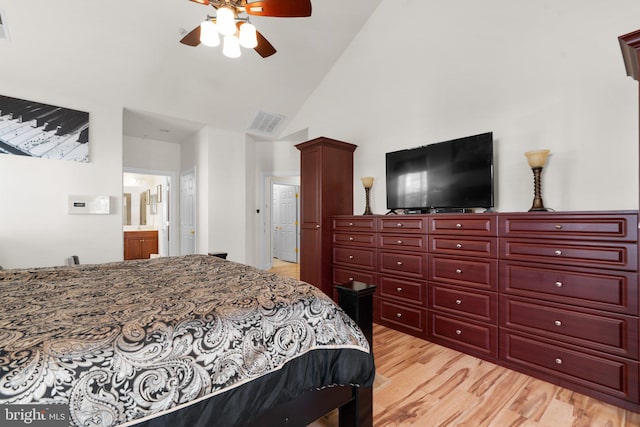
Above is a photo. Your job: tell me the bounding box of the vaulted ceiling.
[1,0,383,143]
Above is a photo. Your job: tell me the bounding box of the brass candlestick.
[361,177,374,215]
[524,150,550,212]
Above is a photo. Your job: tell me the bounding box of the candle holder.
[361,177,374,215]
[524,149,550,212]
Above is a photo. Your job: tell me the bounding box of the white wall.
[123,136,181,173]
[208,128,248,263]
[181,128,209,255]
[0,101,123,268]
[285,0,640,215]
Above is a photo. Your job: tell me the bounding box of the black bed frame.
[246,281,376,427]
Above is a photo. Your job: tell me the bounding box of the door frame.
[259,173,300,270]
[123,167,179,257]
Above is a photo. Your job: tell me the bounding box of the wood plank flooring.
[268,260,640,426]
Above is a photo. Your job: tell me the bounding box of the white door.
[273,184,298,263]
[180,169,196,255]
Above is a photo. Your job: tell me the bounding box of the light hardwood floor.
[268,260,640,426]
[269,258,300,279]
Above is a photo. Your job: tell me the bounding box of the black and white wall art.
[0,94,89,162]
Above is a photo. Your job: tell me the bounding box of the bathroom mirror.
[123,193,132,225]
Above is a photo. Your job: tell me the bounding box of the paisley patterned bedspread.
[0,255,374,426]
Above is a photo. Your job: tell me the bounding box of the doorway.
[180,168,197,255]
[262,176,300,270]
[123,171,173,257]
[272,183,299,263]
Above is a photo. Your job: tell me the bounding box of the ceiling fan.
[180,0,312,58]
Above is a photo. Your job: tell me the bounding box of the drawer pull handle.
[397,240,403,244]
[554,250,562,256]
[555,358,563,365]
[456,223,462,228]
[456,243,463,249]
[316,225,321,229]
[397,223,403,227]
[349,255,354,259]
[554,320,562,326]
[396,313,402,318]
[455,299,462,305]
[455,269,462,274]
[348,277,354,281]
[349,237,354,241]
[555,281,563,288]
[397,261,403,265]
[397,287,403,292]
[349,222,354,226]
[455,329,462,335]
[555,224,563,230]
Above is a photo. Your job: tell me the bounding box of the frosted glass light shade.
[361,176,374,189]
[525,149,550,168]
[239,23,258,48]
[217,7,237,36]
[223,35,241,58]
[200,20,220,47]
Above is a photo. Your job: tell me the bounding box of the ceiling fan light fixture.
[239,23,258,48]
[217,7,237,36]
[223,35,241,58]
[200,20,220,47]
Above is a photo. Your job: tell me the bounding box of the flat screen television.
[386,132,494,212]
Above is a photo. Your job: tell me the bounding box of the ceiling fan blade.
[180,26,202,47]
[188,0,210,5]
[245,0,312,17]
[254,30,277,57]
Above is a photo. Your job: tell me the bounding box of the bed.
[0,255,375,426]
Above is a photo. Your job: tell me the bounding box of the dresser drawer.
[332,267,377,288]
[499,212,638,242]
[500,239,638,271]
[379,300,427,335]
[332,232,376,248]
[429,235,497,258]
[332,216,377,232]
[379,251,427,279]
[379,275,426,306]
[430,284,497,323]
[500,261,639,315]
[429,312,498,358]
[333,247,376,270]
[378,217,428,234]
[429,255,497,291]
[379,234,428,252]
[501,332,639,403]
[429,215,497,236]
[500,296,638,359]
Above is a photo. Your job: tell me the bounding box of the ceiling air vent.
[247,111,285,137]
[0,9,9,41]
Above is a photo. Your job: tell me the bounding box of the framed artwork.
[0,94,89,162]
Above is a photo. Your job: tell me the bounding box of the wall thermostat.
[68,195,111,214]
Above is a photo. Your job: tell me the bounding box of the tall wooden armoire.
[295,137,357,298]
